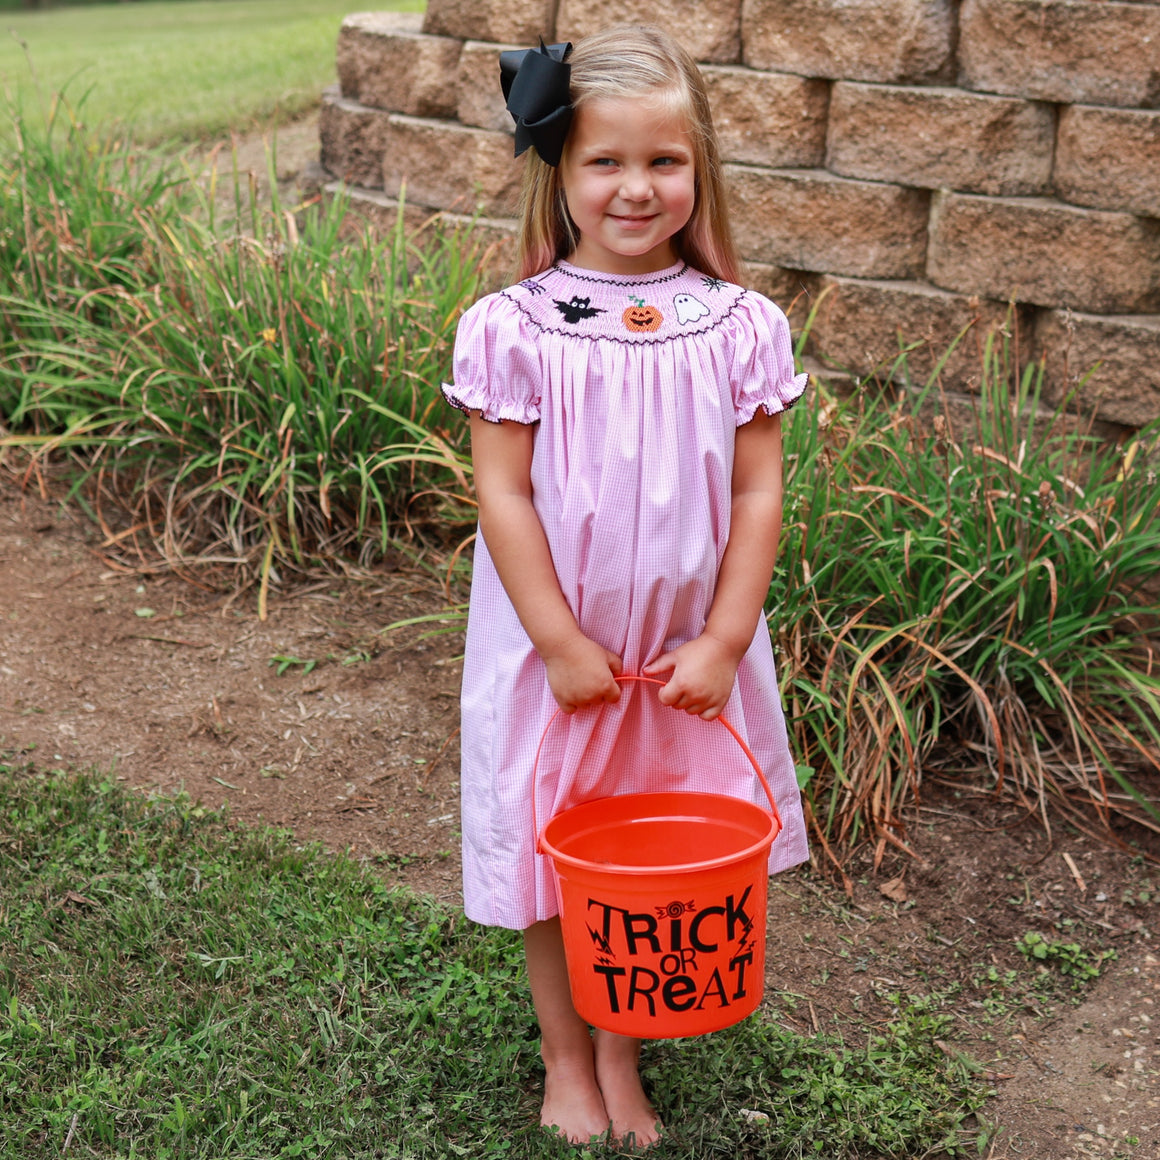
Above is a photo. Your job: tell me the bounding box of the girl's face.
[559,94,696,275]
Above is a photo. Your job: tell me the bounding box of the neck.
[565,240,680,277]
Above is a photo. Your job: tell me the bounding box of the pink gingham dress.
[444,260,810,930]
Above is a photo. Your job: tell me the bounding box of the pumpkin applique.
[623,296,664,333]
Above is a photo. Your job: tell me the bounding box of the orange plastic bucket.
[535,677,783,1039]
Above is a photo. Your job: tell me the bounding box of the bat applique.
[555,296,604,324]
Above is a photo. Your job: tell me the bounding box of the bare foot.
[524,920,612,1144]
[594,1033,664,1149]
[541,1052,611,1144]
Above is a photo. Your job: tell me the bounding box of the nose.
[619,166,653,202]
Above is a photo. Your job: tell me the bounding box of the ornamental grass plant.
[773,315,1160,869]
[0,89,195,303]
[1,99,486,608]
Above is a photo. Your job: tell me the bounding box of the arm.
[643,410,784,719]
[469,414,621,713]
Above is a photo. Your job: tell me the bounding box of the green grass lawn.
[0,761,988,1158]
[0,0,424,143]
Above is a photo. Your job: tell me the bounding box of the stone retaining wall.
[317,0,1160,430]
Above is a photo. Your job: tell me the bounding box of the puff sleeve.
[727,291,809,426]
[441,291,542,425]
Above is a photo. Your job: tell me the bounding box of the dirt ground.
[4,468,1158,1159]
[2,116,1159,1159]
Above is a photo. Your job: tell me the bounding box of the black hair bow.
[499,39,573,167]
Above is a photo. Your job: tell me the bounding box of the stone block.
[809,275,1016,390]
[459,53,829,163]
[340,8,422,39]
[741,262,820,326]
[927,191,1160,314]
[337,14,461,118]
[381,115,524,218]
[826,82,1053,196]
[323,180,434,237]
[296,159,330,200]
[703,67,828,167]
[458,41,518,133]
[959,0,1160,109]
[727,166,930,279]
[321,182,518,286]
[1035,310,1160,428]
[557,0,742,63]
[1055,105,1160,218]
[422,0,556,44]
[427,210,519,293]
[800,355,858,397]
[319,88,391,190]
[742,0,955,83]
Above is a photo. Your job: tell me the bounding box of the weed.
[972,966,1023,1021]
[269,654,318,677]
[1015,931,1116,986]
[1121,881,1155,908]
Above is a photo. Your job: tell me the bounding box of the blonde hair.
[513,24,740,284]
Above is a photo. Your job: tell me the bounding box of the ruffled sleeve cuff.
[441,291,542,425]
[729,292,809,426]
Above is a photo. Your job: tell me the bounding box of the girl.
[443,25,809,1147]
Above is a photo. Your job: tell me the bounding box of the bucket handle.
[532,674,783,853]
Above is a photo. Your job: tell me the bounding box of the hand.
[542,632,622,714]
[643,633,741,720]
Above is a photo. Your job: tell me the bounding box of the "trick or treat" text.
[584,889,758,1017]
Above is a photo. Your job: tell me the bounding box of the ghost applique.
[673,294,710,325]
